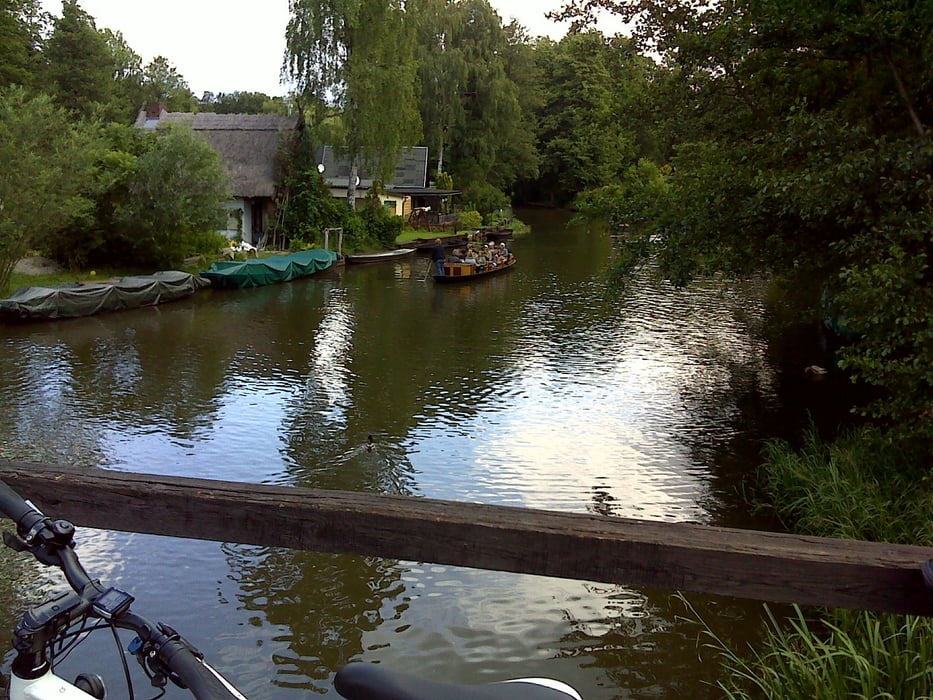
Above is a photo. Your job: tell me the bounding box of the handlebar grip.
[159,639,247,700]
[0,479,43,532]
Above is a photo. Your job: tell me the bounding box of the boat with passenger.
[433,242,515,284]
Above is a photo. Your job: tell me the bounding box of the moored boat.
[0,270,209,323]
[201,249,338,289]
[346,248,416,264]
[433,256,516,284]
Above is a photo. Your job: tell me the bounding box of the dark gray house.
[316,146,459,222]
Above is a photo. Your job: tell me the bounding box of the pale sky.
[40,0,627,98]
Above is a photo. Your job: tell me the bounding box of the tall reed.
[696,427,933,699]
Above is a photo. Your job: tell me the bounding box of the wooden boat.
[407,235,469,252]
[479,226,514,241]
[433,256,516,284]
[345,248,416,264]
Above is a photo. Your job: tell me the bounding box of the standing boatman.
[431,238,446,276]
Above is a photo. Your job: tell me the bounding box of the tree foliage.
[285,0,422,207]
[274,128,349,247]
[413,0,537,191]
[198,91,291,115]
[0,87,98,292]
[142,55,196,111]
[43,123,230,270]
[43,0,113,114]
[0,0,45,89]
[557,0,933,437]
[111,124,229,266]
[533,32,634,205]
[101,28,145,123]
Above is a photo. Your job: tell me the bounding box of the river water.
[0,210,832,698]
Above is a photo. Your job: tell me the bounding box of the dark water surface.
[1,210,820,698]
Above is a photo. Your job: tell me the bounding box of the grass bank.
[706,428,933,698]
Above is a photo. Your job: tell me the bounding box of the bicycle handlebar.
[157,636,248,700]
[0,479,247,700]
[0,478,45,534]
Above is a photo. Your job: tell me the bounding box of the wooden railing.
[1,460,931,616]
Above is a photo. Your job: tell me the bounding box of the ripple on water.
[0,221,784,700]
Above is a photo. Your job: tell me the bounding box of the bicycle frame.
[9,670,99,700]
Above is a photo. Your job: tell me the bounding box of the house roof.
[316,145,429,189]
[134,107,299,199]
[385,187,461,198]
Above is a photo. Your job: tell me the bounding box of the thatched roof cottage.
[135,104,298,246]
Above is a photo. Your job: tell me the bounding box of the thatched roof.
[134,107,299,199]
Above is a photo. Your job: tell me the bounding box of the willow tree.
[411,0,467,177]
[411,0,538,193]
[284,0,422,209]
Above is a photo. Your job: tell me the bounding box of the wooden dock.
[1,461,931,616]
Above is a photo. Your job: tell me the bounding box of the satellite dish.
[317,163,325,173]
[354,176,361,187]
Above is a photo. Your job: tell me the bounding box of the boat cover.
[201,249,338,289]
[0,270,209,322]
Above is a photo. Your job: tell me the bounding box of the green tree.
[0,87,98,293]
[494,19,542,189]
[43,0,112,114]
[412,0,468,176]
[440,0,534,189]
[107,124,229,267]
[533,31,648,206]
[412,0,539,192]
[557,0,933,435]
[101,28,145,123]
[0,0,46,88]
[142,55,196,112]
[285,0,422,209]
[274,128,348,247]
[201,91,274,114]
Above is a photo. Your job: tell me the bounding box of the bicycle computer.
[92,587,134,619]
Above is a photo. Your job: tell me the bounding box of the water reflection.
[223,544,406,694]
[0,210,808,698]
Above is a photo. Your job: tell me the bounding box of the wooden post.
[1,461,932,616]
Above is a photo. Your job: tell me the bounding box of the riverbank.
[710,427,933,698]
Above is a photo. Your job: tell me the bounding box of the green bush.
[457,210,482,229]
[277,167,349,248]
[461,182,509,216]
[188,230,230,257]
[360,205,402,249]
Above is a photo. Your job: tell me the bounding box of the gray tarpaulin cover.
[0,271,210,322]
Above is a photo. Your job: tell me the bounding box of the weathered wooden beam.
[1,461,932,616]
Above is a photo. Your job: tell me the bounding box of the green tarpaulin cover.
[0,271,209,322]
[201,249,338,289]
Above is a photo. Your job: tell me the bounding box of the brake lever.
[2,529,29,552]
